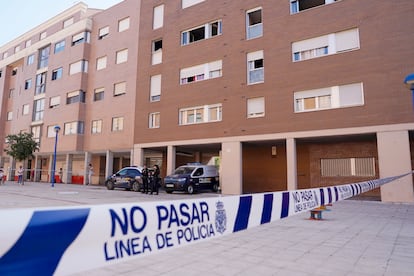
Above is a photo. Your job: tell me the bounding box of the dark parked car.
[105,166,143,192]
[164,163,219,194]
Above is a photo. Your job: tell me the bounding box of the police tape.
[0,171,412,275]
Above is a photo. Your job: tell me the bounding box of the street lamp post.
[51,125,61,187]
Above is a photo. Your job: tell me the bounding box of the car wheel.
[166,190,173,194]
[106,181,115,190]
[187,185,194,194]
[132,181,140,192]
[212,183,219,192]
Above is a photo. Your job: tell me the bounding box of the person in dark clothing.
[141,165,149,193]
[150,164,160,195]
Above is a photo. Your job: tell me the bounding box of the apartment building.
[0,0,413,202]
[132,0,414,202]
[0,1,141,184]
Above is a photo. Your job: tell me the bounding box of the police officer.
[150,164,160,195]
[141,165,149,193]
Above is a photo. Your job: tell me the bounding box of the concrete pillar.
[130,149,134,166]
[167,146,176,175]
[34,156,41,182]
[105,150,114,178]
[377,130,414,203]
[84,152,92,185]
[8,156,15,181]
[221,141,242,195]
[65,154,73,184]
[133,146,144,167]
[286,138,298,190]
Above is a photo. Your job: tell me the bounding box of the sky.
[0,0,123,47]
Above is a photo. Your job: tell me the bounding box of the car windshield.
[173,166,195,175]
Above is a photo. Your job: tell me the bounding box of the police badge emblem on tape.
[215,201,226,234]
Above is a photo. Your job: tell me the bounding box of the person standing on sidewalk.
[150,164,160,195]
[87,163,93,185]
[17,166,24,185]
[0,168,4,185]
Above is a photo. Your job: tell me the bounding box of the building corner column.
[286,138,298,191]
[221,141,242,195]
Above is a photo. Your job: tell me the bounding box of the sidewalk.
[1,181,414,275]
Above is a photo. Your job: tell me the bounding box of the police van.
[164,163,219,194]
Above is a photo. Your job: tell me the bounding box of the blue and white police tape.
[0,171,412,275]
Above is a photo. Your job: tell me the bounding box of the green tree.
[4,132,39,161]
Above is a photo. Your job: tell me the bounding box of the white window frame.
[64,121,84,135]
[51,67,63,80]
[63,17,74,28]
[72,31,90,46]
[152,39,163,65]
[118,17,130,32]
[247,50,264,84]
[116,49,128,64]
[149,112,160,128]
[180,60,222,85]
[94,87,105,101]
[49,96,60,108]
[290,0,339,14]
[114,82,126,96]
[98,26,109,40]
[27,54,35,65]
[96,56,107,70]
[91,119,103,134]
[150,75,161,102]
[22,104,30,115]
[246,7,263,40]
[294,82,364,112]
[247,97,265,118]
[112,117,124,132]
[7,111,13,121]
[179,104,222,125]
[69,60,88,75]
[182,0,205,9]
[153,4,164,29]
[181,20,222,46]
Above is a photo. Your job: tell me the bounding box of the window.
[25,40,32,48]
[54,40,65,54]
[33,98,45,121]
[149,112,160,128]
[3,52,8,59]
[47,126,56,137]
[181,20,222,46]
[27,54,35,65]
[99,26,109,40]
[118,17,130,32]
[182,0,205,9]
[40,31,47,40]
[91,120,103,134]
[94,87,104,101]
[31,126,41,144]
[66,90,86,104]
[180,60,222,84]
[153,4,164,29]
[49,96,60,108]
[72,31,90,46]
[96,56,107,70]
[152,39,163,65]
[116,49,128,64]
[247,50,264,84]
[292,28,359,61]
[38,45,50,69]
[64,121,84,135]
[69,60,88,75]
[112,117,124,132]
[63,17,74,28]
[247,97,265,118]
[150,75,161,102]
[22,104,29,115]
[246,8,262,40]
[12,67,18,76]
[35,72,47,95]
[290,0,339,14]
[51,67,63,80]
[321,157,375,177]
[294,82,364,112]
[25,79,32,90]
[15,45,20,53]
[114,82,126,96]
[7,111,12,121]
[179,104,222,125]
